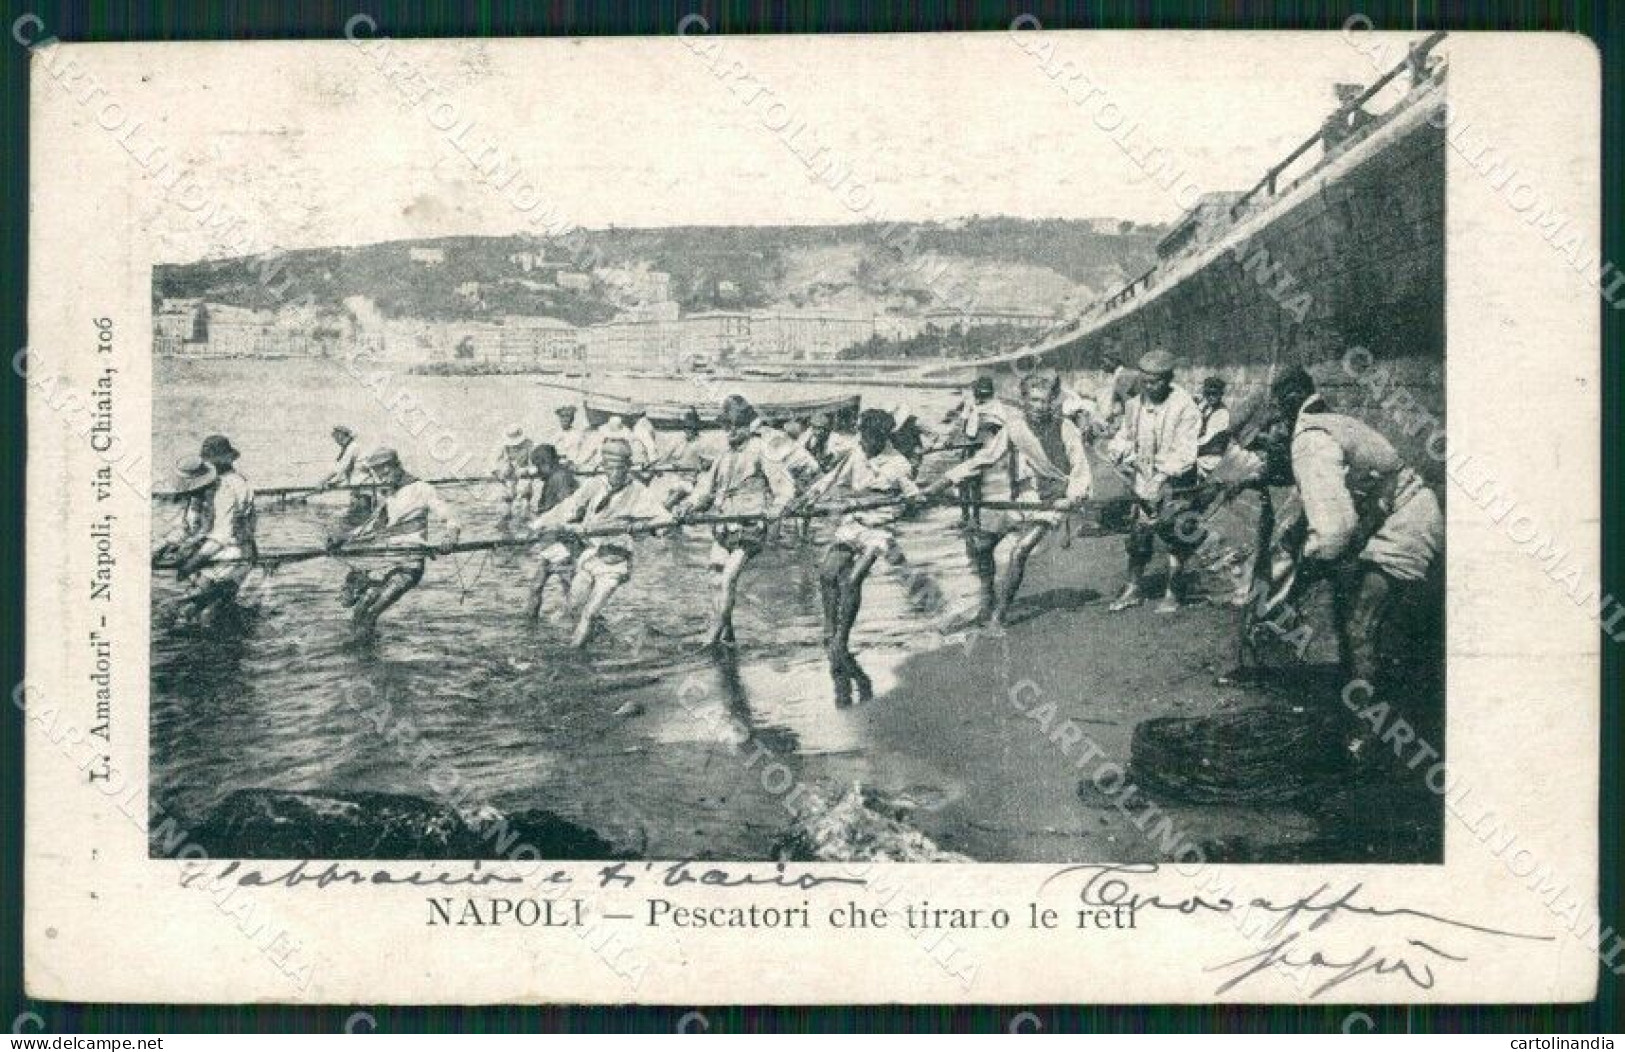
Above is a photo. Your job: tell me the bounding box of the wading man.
[925,372,1091,627]
[528,438,673,648]
[797,408,921,705]
[335,448,462,631]
[317,424,374,515]
[522,442,581,620]
[157,438,258,628]
[672,395,796,649]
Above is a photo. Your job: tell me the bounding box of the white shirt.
[803,445,920,528]
[365,479,462,548]
[204,472,257,553]
[329,438,363,486]
[1109,386,1201,501]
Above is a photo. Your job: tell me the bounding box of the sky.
[48,30,1438,262]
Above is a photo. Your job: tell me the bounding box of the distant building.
[556,271,593,292]
[499,315,581,367]
[922,308,1058,332]
[408,246,445,266]
[508,250,547,272]
[749,311,876,361]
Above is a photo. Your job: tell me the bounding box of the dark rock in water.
[188,789,619,860]
[1126,704,1351,806]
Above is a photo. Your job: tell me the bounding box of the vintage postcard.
[21,26,1607,1004]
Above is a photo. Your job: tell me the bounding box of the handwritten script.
[1040,864,1553,998]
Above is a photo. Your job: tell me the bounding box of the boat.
[581,390,861,431]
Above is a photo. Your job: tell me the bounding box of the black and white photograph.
[145,29,1446,867]
[21,23,1604,1008]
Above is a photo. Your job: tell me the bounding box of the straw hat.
[165,456,217,495]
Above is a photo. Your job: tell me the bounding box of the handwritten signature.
[1040,864,1553,997]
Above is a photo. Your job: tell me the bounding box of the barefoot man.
[923,372,1091,627]
[797,408,920,705]
[671,394,796,649]
[335,448,462,631]
[528,437,673,648]
[157,435,258,629]
[1105,349,1203,614]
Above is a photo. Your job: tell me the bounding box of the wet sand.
[804,522,1443,865]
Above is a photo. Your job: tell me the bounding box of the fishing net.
[1128,703,1351,806]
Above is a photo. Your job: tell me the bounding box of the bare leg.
[526,563,555,620]
[819,547,853,704]
[833,549,879,703]
[992,524,1048,625]
[705,549,750,649]
[353,571,419,630]
[966,533,999,624]
[1158,551,1186,613]
[568,569,623,649]
[1111,512,1154,612]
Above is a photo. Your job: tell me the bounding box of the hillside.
[152,219,1163,326]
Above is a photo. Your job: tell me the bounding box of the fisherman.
[547,403,590,466]
[317,425,374,515]
[825,403,861,461]
[163,436,258,628]
[757,416,823,489]
[658,408,712,471]
[528,437,673,648]
[1271,367,1443,750]
[523,443,582,620]
[671,394,797,649]
[1106,349,1203,614]
[492,426,535,528]
[1099,352,1141,430]
[1196,376,1233,478]
[628,404,661,467]
[924,371,1091,627]
[334,448,462,631]
[797,408,921,705]
[886,401,926,471]
[580,409,640,471]
[800,412,834,469]
[941,376,997,440]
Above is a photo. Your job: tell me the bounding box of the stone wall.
[1044,85,1446,476]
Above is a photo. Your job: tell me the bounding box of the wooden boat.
[581,390,860,431]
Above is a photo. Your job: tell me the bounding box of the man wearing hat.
[168,436,258,626]
[649,407,713,509]
[1271,366,1442,753]
[672,394,796,649]
[335,448,462,630]
[492,425,536,527]
[1106,349,1203,613]
[528,437,673,648]
[547,402,590,467]
[942,376,999,441]
[318,425,374,515]
[580,406,644,472]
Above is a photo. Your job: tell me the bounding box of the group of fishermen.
[156,349,1442,716]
